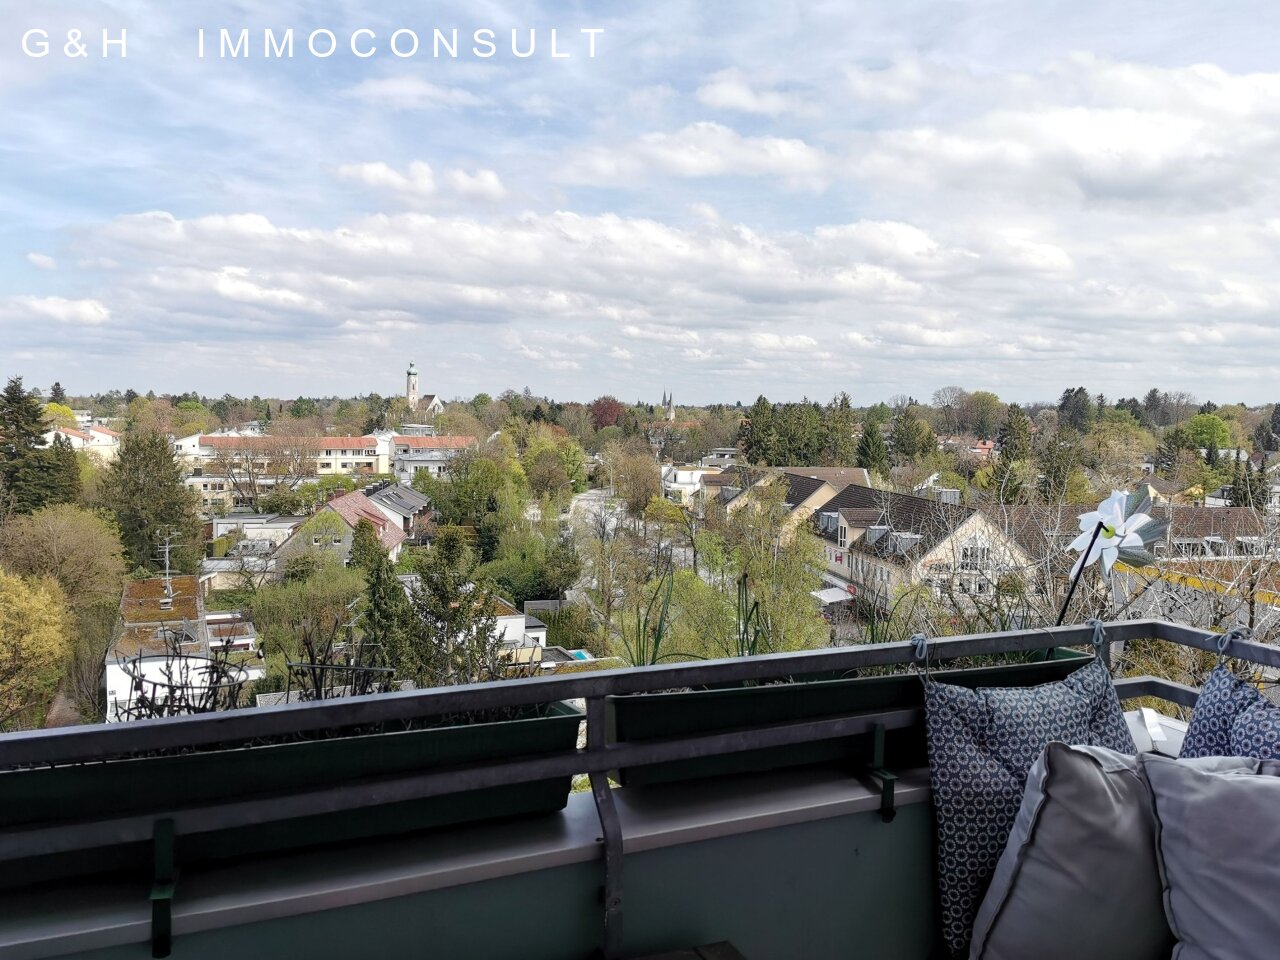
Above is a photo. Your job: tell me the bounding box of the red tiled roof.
[324,492,407,551]
[199,435,378,450]
[392,435,475,449]
[52,427,91,441]
[91,426,121,437]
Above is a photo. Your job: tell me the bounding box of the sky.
[4,1,1280,406]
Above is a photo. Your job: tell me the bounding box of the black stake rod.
[1057,520,1106,626]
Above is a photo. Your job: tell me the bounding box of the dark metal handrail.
[0,618,1179,767]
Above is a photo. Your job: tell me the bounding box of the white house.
[391,435,476,483]
[661,465,722,504]
[108,575,263,723]
[44,425,121,462]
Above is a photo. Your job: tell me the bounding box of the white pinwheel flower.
[1069,490,1155,579]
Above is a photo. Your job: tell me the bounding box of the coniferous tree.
[0,376,76,514]
[405,528,505,687]
[823,393,860,466]
[739,396,776,465]
[45,436,80,507]
[1230,459,1266,509]
[364,552,412,672]
[1156,427,1191,477]
[1252,422,1275,456]
[349,518,385,571]
[996,404,1032,463]
[99,432,202,572]
[48,382,66,405]
[855,424,890,477]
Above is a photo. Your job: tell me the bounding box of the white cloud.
[446,168,507,202]
[25,253,56,270]
[13,296,110,325]
[344,77,487,110]
[563,122,832,190]
[337,161,437,200]
[696,69,809,117]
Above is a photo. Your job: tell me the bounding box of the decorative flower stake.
[1058,489,1168,624]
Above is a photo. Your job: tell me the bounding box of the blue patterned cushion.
[1181,664,1280,760]
[923,656,1135,957]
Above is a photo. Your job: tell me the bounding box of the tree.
[1156,427,1192,477]
[210,434,318,511]
[43,402,78,430]
[0,377,77,514]
[0,571,71,730]
[739,396,776,465]
[855,425,889,477]
[1184,413,1232,454]
[997,404,1032,464]
[588,395,625,431]
[967,391,1003,440]
[0,504,125,607]
[889,412,934,463]
[1057,387,1095,433]
[823,393,860,466]
[607,446,661,517]
[288,397,320,419]
[49,382,67,405]
[932,386,967,436]
[363,552,412,671]
[98,432,202,572]
[1229,459,1267,510]
[349,518,385,571]
[404,528,508,687]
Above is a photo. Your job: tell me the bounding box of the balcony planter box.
[2,700,582,885]
[609,652,1090,787]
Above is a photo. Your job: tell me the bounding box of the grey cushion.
[969,743,1173,960]
[1140,753,1280,960]
[924,656,1136,956]
[1179,664,1280,760]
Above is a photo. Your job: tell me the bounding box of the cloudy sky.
[4,1,1280,406]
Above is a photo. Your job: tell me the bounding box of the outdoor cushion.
[969,743,1173,960]
[1180,664,1280,760]
[1140,753,1280,960]
[924,656,1135,957]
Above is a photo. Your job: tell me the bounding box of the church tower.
[406,361,419,411]
[664,390,676,422]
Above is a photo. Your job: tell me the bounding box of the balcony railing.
[1,619,1276,960]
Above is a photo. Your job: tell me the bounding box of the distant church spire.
[406,361,419,412]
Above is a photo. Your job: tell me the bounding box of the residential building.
[660,464,721,504]
[699,447,740,469]
[780,466,873,490]
[44,425,121,462]
[365,482,434,538]
[309,490,409,562]
[391,435,476,483]
[108,575,263,722]
[209,514,305,548]
[814,485,1029,609]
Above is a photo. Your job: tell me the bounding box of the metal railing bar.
[1152,622,1280,668]
[587,698,624,959]
[0,708,920,861]
[0,621,1165,767]
[1114,675,1200,708]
